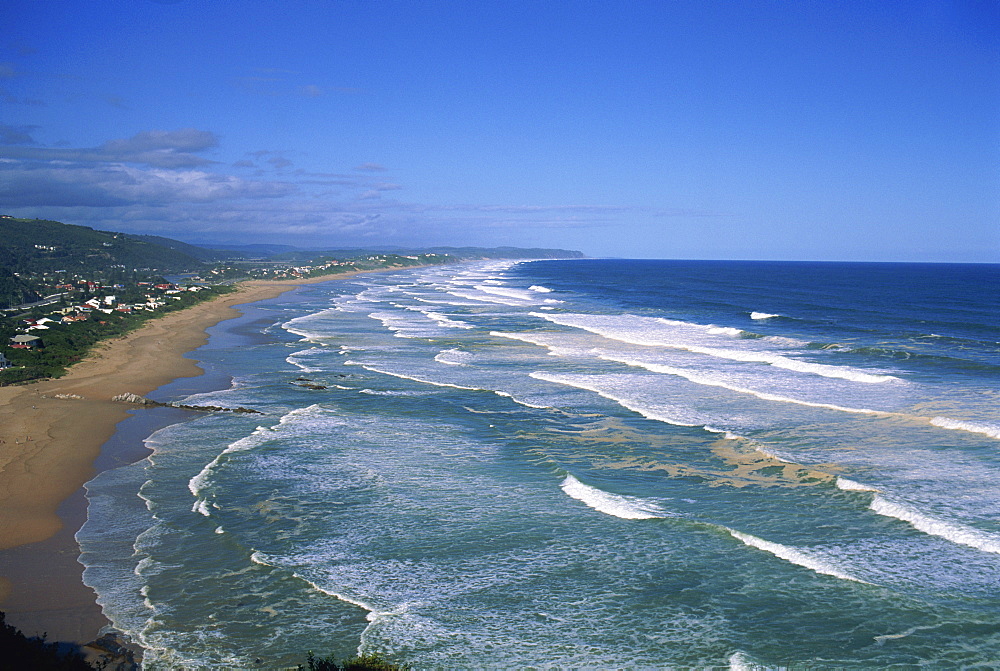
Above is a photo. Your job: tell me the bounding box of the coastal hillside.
[0,217,208,275]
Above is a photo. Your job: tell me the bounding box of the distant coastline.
[0,268,396,646]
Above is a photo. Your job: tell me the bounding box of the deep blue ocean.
[78,259,1000,668]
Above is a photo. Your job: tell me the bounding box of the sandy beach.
[0,272,365,644]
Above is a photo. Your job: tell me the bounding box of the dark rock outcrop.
[112,393,262,414]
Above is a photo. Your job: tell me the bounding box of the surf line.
[594,357,892,416]
[576,359,1000,439]
[835,478,1000,555]
[250,551,407,658]
[560,473,869,584]
[349,362,549,410]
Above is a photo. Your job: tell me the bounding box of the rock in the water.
[112,392,262,414]
[111,392,157,405]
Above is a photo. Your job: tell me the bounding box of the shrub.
[301,650,409,671]
[0,610,92,670]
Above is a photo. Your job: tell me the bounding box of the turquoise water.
[79,260,1000,668]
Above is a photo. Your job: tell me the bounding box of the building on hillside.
[0,352,10,369]
[10,334,40,348]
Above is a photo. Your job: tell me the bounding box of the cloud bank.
[0,125,647,249]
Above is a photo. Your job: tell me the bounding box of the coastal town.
[0,216,581,387]
[0,238,451,384]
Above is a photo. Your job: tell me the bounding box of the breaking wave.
[596,355,888,415]
[726,529,867,583]
[532,312,899,384]
[870,496,1000,555]
[560,475,670,520]
[930,417,1000,440]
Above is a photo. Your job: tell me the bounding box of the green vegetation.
[0,265,39,309]
[0,215,583,386]
[0,611,92,670]
[0,285,234,385]
[0,217,208,276]
[0,611,407,670]
[299,650,409,671]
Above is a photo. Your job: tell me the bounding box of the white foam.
[529,285,553,293]
[930,417,1000,440]
[188,405,323,503]
[413,296,481,307]
[422,311,473,329]
[762,335,805,347]
[188,428,267,499]
[474,285,537,301]
[490,330,586,358]
[434,349,474,366]
[531,372,700,428]
[507,396,554,410]
[873,624,941,645]
[286,347,328,373]
[283,308,340,341]
[682,346,895,384]
[750,312,780,320]
[250,552,378,614]
[447,289,526,306]
[560,475,669,519]
[726,528,867,583]
[490,331,561,348]
[532,311,741,344]
[728,652,769,671]
[357,365,482,391]
[835,477,880,492]
[532,312,898,384]
[870,496,1000,555]
[707,326,744,336]
[597,355,887,416]
[359,389,429,396]
[358,364,534,408]
[753,445,795,463]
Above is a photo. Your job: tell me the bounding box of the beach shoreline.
[0,270,375,645]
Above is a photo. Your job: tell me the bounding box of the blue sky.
[2,0,997,261]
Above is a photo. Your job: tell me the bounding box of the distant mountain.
[0,217,207,274]
[199,243,302,256]
[0,216,586,279]
[125,234,246,262]
[269,246,586,262]
[421,246,586,260]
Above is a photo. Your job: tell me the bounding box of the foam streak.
[727,529,867,583]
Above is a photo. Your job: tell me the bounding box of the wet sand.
[0,272,368,643]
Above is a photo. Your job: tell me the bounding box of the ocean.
[77,259,1000,669]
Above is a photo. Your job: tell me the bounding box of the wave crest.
[560,475,669,519]
[726,529,867,583]
[870,496,1000,555]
